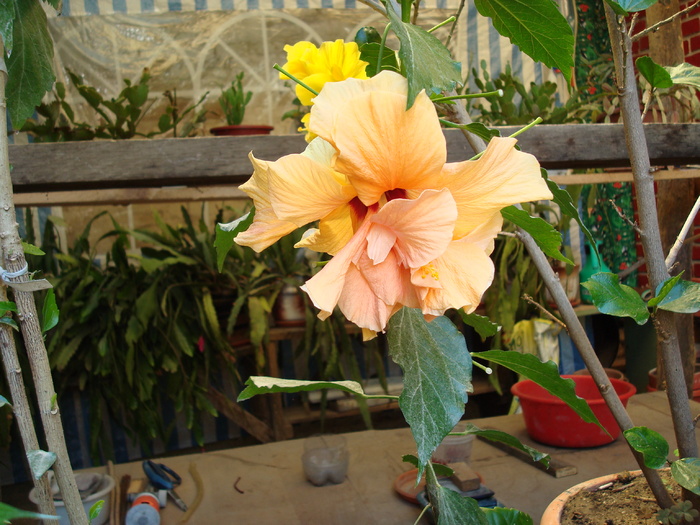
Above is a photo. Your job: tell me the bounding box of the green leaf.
[477,351,603,428]
[648,274,684,307]
[0,395,11,409]
[483,507,534,525]
[0,2,15,56]
[623,426,669,469]
[465,423,549,467]
[387,309,472,475]
[402,454,454,477]
[473,0,574,83]
[672,458,700,495]
[605,0,658,15]
[7,0,56,129]
[0,502,58,522]
[21,241,44,256]
[426,466,488,525]
[237,376,368,402]
[458,311,500,339]
[215,211,254,272]
[89,500,105,521]
[0,302,17,313]
[41,289,59,334]
[26,449,56,480]
[636,56,674,89]
[655,279,700,314]
[543,169,596,251]
[0,316,19,331]
[459,122,501,142]
[501,206,572,264]
[581,272,650,324]
[359,42,401,76]
[666,62,700,90]
[385,2,462,109]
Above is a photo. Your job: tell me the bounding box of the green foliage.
[623,426,669,469]
[666,63,700,90]
[501,206,571,265]
[215,211,254,272]
[465,423,549,467]
[0,395,10,408]
[582,272,650,324]
[0,502,58,522]
[672,458,700,496]
[218,72,253,126]
[637,56,674,89]
[425,464,488,525]
[458,312,500,339]
[358,42,401,76]
[477,351,603,429]
[40,288,59,334]
[89,500,105,522]
[653,279,700,314]
[605,0,658,16]
[26,449,56,480]
[657,501,700,525]
[473,0,574,83]
[402,454,454,477]
[0,2,15,55]
[482,507,534,525]
[385,2,462,108]
[238,377,368,401]
[387,309,473,475]
[6,0,56,129]
[0,302,18,332]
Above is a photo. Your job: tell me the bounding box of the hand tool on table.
[142,460,189,511]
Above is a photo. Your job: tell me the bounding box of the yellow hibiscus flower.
[236,71,553,339]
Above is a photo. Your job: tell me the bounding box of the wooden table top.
[92,391,695,524]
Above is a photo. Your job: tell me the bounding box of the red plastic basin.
[511,375,636,448]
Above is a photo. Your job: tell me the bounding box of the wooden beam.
[9,124,700,193]
[549,168,700,186]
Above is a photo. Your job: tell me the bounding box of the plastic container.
[302,434,349,486]
[511,375,636,448]
[29,473,114,525]
[431,421,475,464]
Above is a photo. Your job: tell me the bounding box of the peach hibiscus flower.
[235,71,552,339]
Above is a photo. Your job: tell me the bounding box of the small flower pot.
[511,375,636,448]
[210,125,273,136]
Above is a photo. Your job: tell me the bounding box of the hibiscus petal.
[295,203,355,256]
[356,250,419,309]
[439,137,552,239]
[369,189,457,268]
[267,142,356,227]
[337,263,393,334]
[235,154,298,252]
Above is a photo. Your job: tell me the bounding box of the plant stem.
[665,195,700,269]
[0,46,89,525]
[376,24,392,75]
[427,16,456,33]
[604,3,692,510]
[0,287,56,524]
[446,73,675,509]
[432,89,502,103]
[273,64,319,97]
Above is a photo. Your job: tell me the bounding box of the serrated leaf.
[458,311,500,339]
[237,376,367,401]
[387,309,472,476]
[0,302,17,313]
[474,0,574,83]
[89,500,105,521]
[216,210,254,272]
[581,272,650,324]
[672,458,700,495]
[385,2,461,109]
[26,449,56,480]
[0,502,58,522]
[41,288,59,334]
[465,423,549,467]
[543,169,596,250]
[21,241,44,256]
[402,454,454,477]
[359,42,400,76]
[7,0,56,129]
[426,466,489,525]
[0,2,15,56]
[477,350,603,428]
[636,56,674,89]
[605,0,658,15]
[648,274,684,307]
[666,62,700,90]
[624,426,669,469]
[483,507,534,525]
[501,206,571,264]
[0,395,11,408]
[655,279,700,314]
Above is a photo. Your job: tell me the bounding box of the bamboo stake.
[0,45,89,525]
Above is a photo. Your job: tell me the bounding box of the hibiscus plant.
[217,2,700,524]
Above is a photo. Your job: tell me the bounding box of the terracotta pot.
[210,125,274,136]
[572,367,628,382]
[273,285,306,327]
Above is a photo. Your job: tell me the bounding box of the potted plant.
[210,72,273,136]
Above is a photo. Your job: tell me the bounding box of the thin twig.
[627,12,639,37]
[618,256,647,281]
[522,293,566,329]
[355,0,387,16]
[666,194,700,270]
[608,198,642,234]
[632,0,700,41]
[446,0,466,48]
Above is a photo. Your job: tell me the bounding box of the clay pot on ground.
[210,125,273,136]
